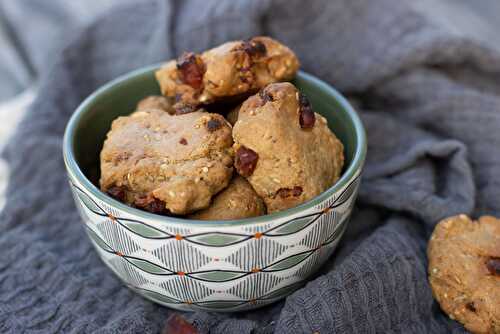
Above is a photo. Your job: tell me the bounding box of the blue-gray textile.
[2,0,500,333]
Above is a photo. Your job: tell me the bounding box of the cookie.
[428,214,500,334]
[136,95,175,114]
[100,109,234,215]
[155,36,299,107]
[188,176,266,220]
[232,82,344,213]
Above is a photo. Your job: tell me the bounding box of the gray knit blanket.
[2,0,500,333]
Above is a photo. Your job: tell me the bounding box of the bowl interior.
[67,67,365,221]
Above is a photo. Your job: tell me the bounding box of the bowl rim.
[63,65,366,226]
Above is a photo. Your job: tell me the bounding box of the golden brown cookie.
[155,36,299,106]
[100,109,234,215]
[428,214,500,334]
[136,95,175,114]
[232,82,344,213]
[188,176,266,220]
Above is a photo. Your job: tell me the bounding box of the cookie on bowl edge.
[100,109,234,215]
[428,214,500,334]
[232,82,344,213]
[188,176,266,220]
[155,36,299,107]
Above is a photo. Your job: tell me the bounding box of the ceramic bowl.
[63,65,366,312]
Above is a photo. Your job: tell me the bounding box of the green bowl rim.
[63,65,367,226]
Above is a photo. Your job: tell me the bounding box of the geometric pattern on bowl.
[69,171,360,312]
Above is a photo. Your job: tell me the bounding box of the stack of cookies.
[100,37,344,219]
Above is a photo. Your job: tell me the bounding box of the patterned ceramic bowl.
[63,65,366,312]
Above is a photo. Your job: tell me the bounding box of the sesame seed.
[202,167,209,173]
[168,191,175,197]
[160,164,168,170]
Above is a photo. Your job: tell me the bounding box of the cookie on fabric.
[428,214,500,334]
[155,36,299,107]
[232,82,344,213]
[188,176,266,220]
[100,109,234,215]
